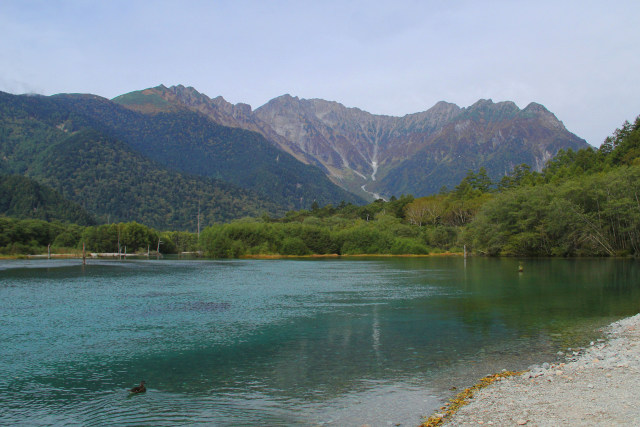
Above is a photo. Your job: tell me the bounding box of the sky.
[1,0,639,147]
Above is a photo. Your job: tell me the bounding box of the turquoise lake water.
[0,257,638,426]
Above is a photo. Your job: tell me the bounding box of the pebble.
[516,419,527,425]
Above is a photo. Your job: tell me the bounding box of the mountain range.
[116,85,588,198]
[0,85,588,229]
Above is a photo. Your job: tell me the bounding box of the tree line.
[0,218,198,256]
[466,115,640,256]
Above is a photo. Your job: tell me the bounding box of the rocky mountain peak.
[466,98,519,115]
[262,94,302,110]
[235,103,252,115]
[403,101,462,127]
[522,102,550,114]
[469,98,495,108]
[164,85,212,106]
[522,102,565,130]
[211,95,229,105]
[430,100,460,113]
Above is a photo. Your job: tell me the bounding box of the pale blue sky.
[1,0,639,146]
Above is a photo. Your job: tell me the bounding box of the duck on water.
[129,381,146,394]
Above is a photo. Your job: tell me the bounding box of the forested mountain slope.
[101,92,364,208]
[0,175,95,225]
[0,91,283,230]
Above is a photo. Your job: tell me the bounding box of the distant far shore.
[240,252,463,259]
[0,251,465,260]
[1,252,176,260]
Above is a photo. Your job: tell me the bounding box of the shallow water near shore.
[1,257,638,426]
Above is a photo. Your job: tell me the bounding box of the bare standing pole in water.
[82,242,86,265]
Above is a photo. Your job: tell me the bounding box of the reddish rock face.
[117,85,588,199]
[254,95,588,198]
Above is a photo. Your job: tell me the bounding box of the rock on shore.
[444,313,640,426]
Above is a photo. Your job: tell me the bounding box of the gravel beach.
[441,313,640,426]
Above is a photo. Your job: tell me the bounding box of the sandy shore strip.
[429,313,640,426]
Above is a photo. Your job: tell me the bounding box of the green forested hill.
[0,175,95,225]
[53,93,364,209]
[0,91,283,230]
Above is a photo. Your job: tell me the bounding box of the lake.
[1,257,638,426]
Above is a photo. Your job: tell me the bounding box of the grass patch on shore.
[421,371,523,426]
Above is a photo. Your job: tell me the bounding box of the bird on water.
[130,381,146,394]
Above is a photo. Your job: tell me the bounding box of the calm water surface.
[0,257,638,426]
